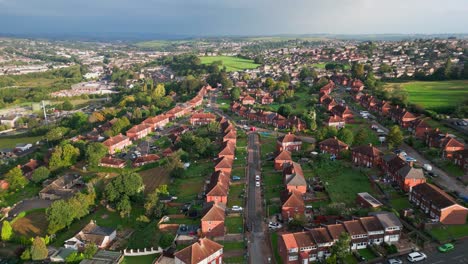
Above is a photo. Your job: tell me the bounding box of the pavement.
[6,198,52,220]
[246,132,274,264]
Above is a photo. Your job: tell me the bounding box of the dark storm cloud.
[0,0,467,36]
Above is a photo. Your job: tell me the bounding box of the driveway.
[7,198,52,219]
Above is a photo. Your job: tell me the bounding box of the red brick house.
[201,202,226,237]
[319,137,349,158]
[132,154,160,167]
[382,154,426,192]
[99,157,126,168]
[283,162,307,194]
[126,123,152,141]
[281,190,305,222]
[410,118,432,139]
[359,216,384,245]
[261,94,274,104]
[350,79,364,92]
[376,100,392,116]
[410,183,468,224]
[21,159,39,179]
[206,171,230,205]
[214,156,233,175]
[241,95,255,105]
[223,130,237,145]
[142,114,170,130]
[351,144,382,168]
[288,116,307,132]
[174,238,223,264]
[453,149,468,174]
[218,141,236,160]
[330,105,353,121]
[103,134,132,154]
[390,106,417,128]
[342,220,368,250]
[277,133,302,152]
[190,112,216,126]
[325,115,345,129]
[426,130,465,159]
[274,150,292,171]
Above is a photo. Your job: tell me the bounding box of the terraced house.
[103,134,132,154]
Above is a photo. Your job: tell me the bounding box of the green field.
[384,80,468,113]
[199,56,260,72]
[0,134,43,149]
[429,223,468,241]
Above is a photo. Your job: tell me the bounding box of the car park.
[232,206,243,211]
[438,243,454,252]
[407,252,427,262]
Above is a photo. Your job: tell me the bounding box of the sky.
[0,0,467,37]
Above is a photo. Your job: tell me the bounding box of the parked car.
[438,243,454,252]
[232,176,241,181]
[255,175,260,181]
[387,259,403,264]
[255,181,260,187]
[407,252,427,262]
[268,222,282,229]
[232,206,243,211]
[423,164,432,171]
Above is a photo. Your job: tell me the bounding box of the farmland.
[384,80,468,113]
[199,56,260,72]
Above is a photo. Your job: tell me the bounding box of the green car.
[438,243,454,252]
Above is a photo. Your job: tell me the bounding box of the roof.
[282,191,305,208]
[319,137,348,149]
[397,165,425,180]
[201,203,226,221]
[359,216,384,232]
[326,224,346,240]
[309,227,333,244]
[342,220,366,236]
[327,115,344,123]
[218,142,235,156]
[214,157,233,169]
[382,154,407,172]
[357,192,383,208]
[278,133,301,144]
[103,134,128,147]
[191,112,216,119]
[293,232,315,248]
[412,183,461,209]
[281,233,298,249]
[285,173,307,187]
[75,221,116,246]
[133,154,160,164]
[352,144,381,157]
[100,157,126,166]
[275,150,292,161]
[206,183,228,197]
[370,212,403,229]
[174,238,223,264]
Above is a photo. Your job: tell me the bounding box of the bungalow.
[132,154,160,167]
[410,183,468,224]
[274,150,293,171]
[190,112,216,126]
[325,115,345,129]
[174,238,223,264]
[65,220,116,250]
[351,144,382,168]
[103,134,132,154]
[99,157,126,168]
[342,220,367,250]
[201,202,226,237]
[21,159,39,178]
[283,162,307,194]
[241,95,256,105]
[39,174,82,200]
[281,190,305,221]
[277,133,302,152]
[319,137,349,158]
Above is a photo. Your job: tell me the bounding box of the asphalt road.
[246,132,273,263]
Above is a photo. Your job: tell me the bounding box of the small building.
[319,137,349,158]
[65,220,116,250]
[39,174,82,200]
[103,134,132,154]
[277,133,302,152]
[190,112,216,126]
[241,95,256,105]
[132,154,160,167]
[325,115,345,129]
[174,238,223,264]
[99,157,126,168]
[281,190,305,222]
[356,192,383,209]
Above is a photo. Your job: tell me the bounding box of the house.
[64,220,116,250]
[292,232,318,263]
[0,115,19,128]
[410,118,432,139]
[132,154,160,167]
[342,220,367,250]
[103,134,132,154]
[39,174,82,200]
[396,165,426,192]
[190,113,216,126]
[359,216,384,245]
[351,144,382,168]
[283,162,307,194]
[174,238,223,264]
[206,171,230,205]
[309,227,333,259]
[223,130,237,145]
[241,95,255,105]
[277,133,302,152]
[278,233,299,264]
[376,100,392,116]
[99,157,126,168]
[201,202,226,237]
[426,130,465,159]
[370,212,403,244]
[261,94,274,105]
[325,224,346,243]
[218,141,235,160]
[325,115,345,129]
[21,159,39,178]
[319,137,349,158]
[356,192,383,209]
[281,190,305,221]
[330,105,353,121]
[410,183,468,224]
[390,106,417,128]
[126,123,152,141]
[274,150,292,171]
[288,116,307,132]
[453,149,468,174]
[213,156,233,175]
[143,114,170,130]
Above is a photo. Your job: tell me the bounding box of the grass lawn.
[358,248,378,260]
[228,184,245,207]
[221,240,245,251]
[390,197,411,211]
[384,80,468,113]
[439,162,465,177]
[199,56,260,72]
[263,172,283,188]
[0,134,43,149]
[169,159,212,203]
[139,166,171,195]
[123,254,159,264]
[224,255,246,263]
[1,184,42,207]
[259,135,277,160]
[429,223,468,241]
[225,216,243,234]
[231,167,246,179]
[346,121,380,146]
[312,160,376,205]
[270,233,281,264]
[311,62,327,69]
[11,209,48,238]
[344,254,359,264]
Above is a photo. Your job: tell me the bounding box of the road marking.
[452,255,464,259]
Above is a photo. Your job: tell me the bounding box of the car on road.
[407,252,427,262]
[387,258,403,264]
[231,206,243,211]
[255,181,260,187]
[255,175,260,181]
[268,222,282,229]
[423,164,432,171]
[438,243,454,252]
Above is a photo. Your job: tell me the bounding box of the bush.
[384,243,398,254]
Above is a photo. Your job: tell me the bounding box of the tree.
[351,62,365,80]
[105,172,143,216]
[330,232,351,263]
[47,200,74,234]
[387,125,403,149]
[83,243,98,259]
[5,167,28,189]
[325,126,338,139]
[86,142,108,168]
[88,112,106,123]
[49,143,80,172]
[31,237,48,261]
[20,249,31,260]
[1,220,13,241]
[278,105,292,117]
[117,196,132,218]
[265,77,275,90]
[304,109,317,130]
[67,112,88,130]
[206,121,220,133]
[62,99,73,111]
[31,166,50,183]
[152,83,166,99]
[230,87,241,100]
[353,128,367,146]
[46,126,70,142]
[337,128,354,145]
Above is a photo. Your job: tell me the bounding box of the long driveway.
[246,132,273,263]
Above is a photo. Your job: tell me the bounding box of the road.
[246,132,273,263]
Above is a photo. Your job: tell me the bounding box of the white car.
[255,181,260,187]
[255,175,260,181]
[407,252,427,262]
[387,259,403,264]
[231,206,243,211]
[268,222,282,229]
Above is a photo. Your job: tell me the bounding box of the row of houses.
[102,85,210,155]
[230,102,306,131]
[318,80,354,128]
[239,90,274,105]
[279,211,403,264]
[201,118,237,237]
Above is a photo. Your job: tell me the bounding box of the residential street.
[246,132,273,263]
